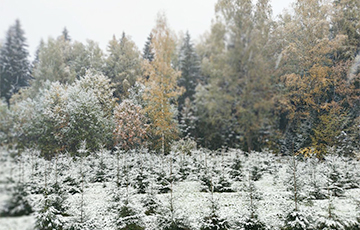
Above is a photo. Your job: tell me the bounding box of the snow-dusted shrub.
[244,152,274,182]
[314,194,349,230]
[154,166,172,194]
[91,154,109,184]
[200,171,213,192]
[109,186,145,230]
[66,219,99,230]
[178,157,192,181]
[160,219,191,230]
[199,150,235,193]
[0,182,33,216]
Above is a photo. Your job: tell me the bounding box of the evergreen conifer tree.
[105,33,141,99]
[177,31,201,113]
[62,27,71,42]
[0,19,31,108]
[143,33,154,62]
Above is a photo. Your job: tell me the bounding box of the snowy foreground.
[0,147,359,230]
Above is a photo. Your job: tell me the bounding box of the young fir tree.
[157,152,190,230]
[315,157,348,230]
[113,194,145,230]
[235,161,266,230]
[282,155,313,230]
[0,19,31,108]
[141,13,184,154]
[200,167,230,230]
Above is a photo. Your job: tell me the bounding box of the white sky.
[0,0,294,59]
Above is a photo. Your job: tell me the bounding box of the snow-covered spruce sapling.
[342,157,359,190]
[315,165,346,229]
[200,150,234,193]
[157,152,191,230]
[200,187,230,230]
[314,199,346,230]
[34,194,65,230]
[305,157,327,200]
[142,190,160,216]
[325,155,345,197]
[282,155,313,230]
[199,155,230,230]
[213,149,234,193]
[246,152,268,182]
[114,147,123,188]
[229,156,243,182]
[157,197,190,230]
[171,142,195,181]
[0,181,33,216]
[114,193,145,230]
[157,204,191,230]
[142,154,161,216]
[155,160,171,194]
[235,170,265,230]
[91,149,110,186]
[134,156,150,194]
[286,156,304,210]
[78,141,87,224]
[200,150,217,192]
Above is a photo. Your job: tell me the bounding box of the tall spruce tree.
[0,19,31,108]
[177,31,201,115]
[105,33,141,100]
[143,33,154,62]
[62,27,71,42]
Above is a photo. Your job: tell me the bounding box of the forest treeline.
[0,0,359,158]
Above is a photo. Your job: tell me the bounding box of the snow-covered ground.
[0,147,359,229]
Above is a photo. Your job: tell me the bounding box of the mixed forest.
[0,0,360,229]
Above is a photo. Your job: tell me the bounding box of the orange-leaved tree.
[141,13,184,154]
[113,99,148,151]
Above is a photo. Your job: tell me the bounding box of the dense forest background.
[0,0,359,158]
